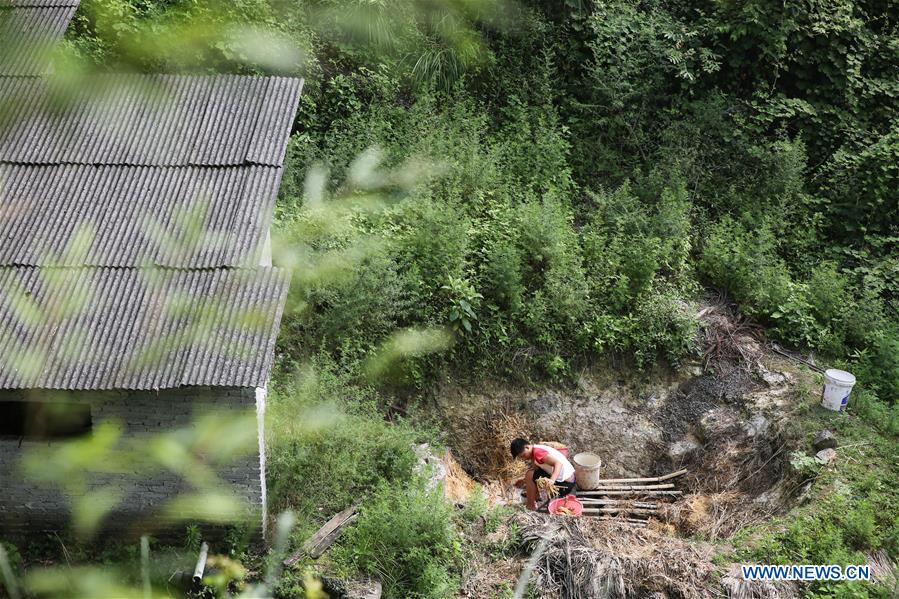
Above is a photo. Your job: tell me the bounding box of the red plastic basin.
[548,495,583,517]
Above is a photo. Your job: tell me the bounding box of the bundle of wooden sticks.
[574,468,687,528]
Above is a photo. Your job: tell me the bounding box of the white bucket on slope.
[573,452,602,490]
[821,369,856,412]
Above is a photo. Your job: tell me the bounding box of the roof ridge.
[1,1,80,7]
[0,160,285,167]
[0,264,288,272]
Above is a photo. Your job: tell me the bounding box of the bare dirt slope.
[439,304,821,597]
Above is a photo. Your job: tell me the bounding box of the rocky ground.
[433,303,828,597]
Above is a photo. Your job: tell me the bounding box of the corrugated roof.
[0,164,282,267]
[0,266,289,389]
[6,1,80,7]
[0,12,300,391]
[0,2,78,76]
[0,75,303,165]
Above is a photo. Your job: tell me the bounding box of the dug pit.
[435,304,806,540]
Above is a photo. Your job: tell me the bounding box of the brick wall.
[0,387,264,540]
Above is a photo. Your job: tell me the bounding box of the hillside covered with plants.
[4,0,896,597]
[265,1,899,591]
[70,0,899,407]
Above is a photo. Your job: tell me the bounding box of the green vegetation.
[265,0,899,414]
[736,377,899,598]
[263,1,899,593]
[267,361,422,527]
[277,79,701,384]
[68,1,899,407]
[331,484,460,598]
[3,0,893,597]
[265,361,467,598]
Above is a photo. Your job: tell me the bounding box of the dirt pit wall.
[435,343,807,538]
[444,305,822,597]
[436,369,681,479]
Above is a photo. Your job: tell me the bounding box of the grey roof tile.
[0,164,282,267]
[0,75,303,165]
[0,3,78,76]
[0,16,300,391]
[5,1,80,7]
[0,266,290,389]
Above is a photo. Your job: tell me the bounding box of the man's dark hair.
[510,438,529,458]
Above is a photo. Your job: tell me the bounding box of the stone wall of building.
[0,387,263,540]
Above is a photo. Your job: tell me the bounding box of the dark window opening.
[0,401,92,439]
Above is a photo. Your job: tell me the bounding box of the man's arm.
[542,453,563,485]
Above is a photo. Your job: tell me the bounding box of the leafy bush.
[582,183,661,311]
[852,389,899,437]
[273,82,707,381]
[819,130,899,240]
[0,540,22,578]
[626,286,697,368]
[332,483,460,599]
[282,244,414,373]
[494,97,575,193]
[699,215,898,404]
[266,361,421,533]
[69,0,316,72]
[582,179,691,311]
[514,193,589,344]
[852,329,899,406]
[391,197,471,319]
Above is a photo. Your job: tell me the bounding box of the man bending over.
[510,438,575,510]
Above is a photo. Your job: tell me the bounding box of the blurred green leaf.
[364,326,452,380]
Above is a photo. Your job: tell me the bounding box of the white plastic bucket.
[821,369,856,412]
[573,452,602,490]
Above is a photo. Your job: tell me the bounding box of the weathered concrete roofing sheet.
[0,164,282,267]
[0,1,79,77]
[0,266,290,389]
[0,76,303,266]
[5,1,79,6]
[0,75,303,166]
[0,8,300,390]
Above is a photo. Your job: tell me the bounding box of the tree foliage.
[220,0,898,408]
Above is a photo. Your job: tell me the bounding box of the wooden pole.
[579,483,675,492]
[581,507,657,515]
[578,499,657,509]
[284,505,359,566]
[576,490,682,497]
[590,516,648,524]
[585,516,647,526]
[591,469,687,485]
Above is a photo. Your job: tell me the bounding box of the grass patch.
[266,358,459,597]
[330,483,461,598]
[734,375,899,596]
